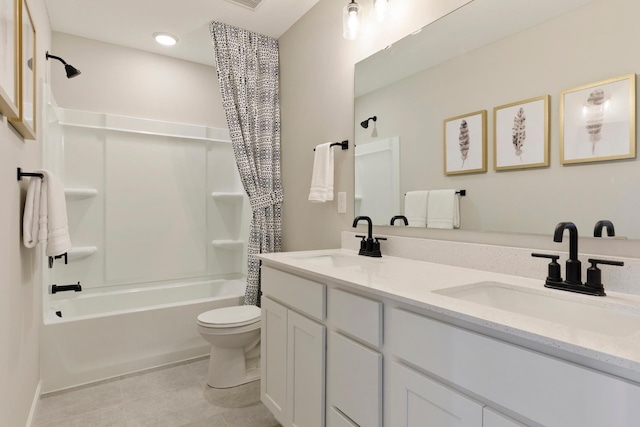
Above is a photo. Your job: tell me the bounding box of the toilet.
[197,305,262,388]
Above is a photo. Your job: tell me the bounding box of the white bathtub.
[41,278,246,393]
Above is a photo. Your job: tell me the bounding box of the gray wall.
[51,33,225,128]
[0,0,50,424]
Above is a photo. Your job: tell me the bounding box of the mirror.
[354,0,640,239]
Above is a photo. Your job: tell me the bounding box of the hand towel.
[308,142,334,203]
[427,189,460,229]
[22,169,72,256]
[404,191,429,227]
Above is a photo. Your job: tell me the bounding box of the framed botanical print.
[560,74,635,164]
[0,0,19,118]
[9,0,36,139]
[443,110,487,175]
[493,95,550,170]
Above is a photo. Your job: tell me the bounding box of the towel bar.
[17,167,44,181]
[404,190,466,196]
[313,140,349,151]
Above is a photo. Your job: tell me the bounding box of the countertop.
[258,248,640,383]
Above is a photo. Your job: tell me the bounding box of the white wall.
[0,0,51,424]
[278,0,471,250]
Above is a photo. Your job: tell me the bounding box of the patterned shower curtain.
[210,21,283,307]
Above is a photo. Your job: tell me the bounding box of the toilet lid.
[198,305,261,328]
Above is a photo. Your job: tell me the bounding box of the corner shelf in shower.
[67,246,98,261]
[211,192,244,202]
[64,188,98,200]
[211,239,245,249]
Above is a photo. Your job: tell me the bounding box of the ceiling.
[44,0,321,67]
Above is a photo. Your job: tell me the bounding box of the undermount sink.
[434,281,640,337]
[296,254,367,268]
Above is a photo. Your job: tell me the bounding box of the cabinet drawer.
[389,308,640,427]
[261,266,325,321]
[328,287,382,347]
[328,331,382,427]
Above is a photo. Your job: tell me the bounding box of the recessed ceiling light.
[153,32,178,46]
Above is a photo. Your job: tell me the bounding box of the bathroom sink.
[296,254,367,268]
[434,281,640,337]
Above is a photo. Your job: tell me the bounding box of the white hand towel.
[308,142,334,203]
[427,189,460,229]
[404,191,429,227]
[22,169,72,256]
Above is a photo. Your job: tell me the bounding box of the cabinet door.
[390,362,483,427]
[483,407,527,427]
[261,297,288,425]
[328,331,382,427]
[287,310,326,427]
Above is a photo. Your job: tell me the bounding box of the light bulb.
[374,0,388,23]
[343,1,360,40]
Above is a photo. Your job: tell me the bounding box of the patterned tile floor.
[34,358,280,427]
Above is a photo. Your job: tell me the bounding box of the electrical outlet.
[338,192,347,213]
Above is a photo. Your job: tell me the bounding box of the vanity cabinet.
[261,267,326,427]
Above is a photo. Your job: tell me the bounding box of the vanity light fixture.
[45,51,81,78]
[153,32,178,46]
[343,0,361,40]
[360,116,377,129]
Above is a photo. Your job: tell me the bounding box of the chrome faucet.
[352,216,386,257]
[553,222,581,285]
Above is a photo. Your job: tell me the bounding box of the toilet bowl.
[197,305,261,388]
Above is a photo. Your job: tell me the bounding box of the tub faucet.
[390,215,409,226]
[594,220,615,237]
[553,222,581,285]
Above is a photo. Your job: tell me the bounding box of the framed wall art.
[560,74,635,164]
[443,110,487,175]
[0,0,19,118]
[9,0,36,139]
[493,95,549,170]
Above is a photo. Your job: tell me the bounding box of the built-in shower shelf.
[211,192,244,202]
[64,188,98,200]
[67,246,98,261]
[211,239,244,249]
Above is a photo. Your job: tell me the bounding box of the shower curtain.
[210,21,283,306]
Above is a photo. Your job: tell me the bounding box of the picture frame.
[9,0,36,140]
[0,0,19,118]
[560,74,636,164]
[493,95,550,171]
[443,110,487,175]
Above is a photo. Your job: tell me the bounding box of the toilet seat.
[198,305,261,328]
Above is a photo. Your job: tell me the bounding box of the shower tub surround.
[41,97,251,393]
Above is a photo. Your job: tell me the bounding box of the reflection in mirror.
[354,0,640,240]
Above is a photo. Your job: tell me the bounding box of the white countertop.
[258,248,640,383]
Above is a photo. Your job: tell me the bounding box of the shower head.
[360,116,377,129]
[46,51,81,78]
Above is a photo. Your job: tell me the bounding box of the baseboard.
[25,380,42,427]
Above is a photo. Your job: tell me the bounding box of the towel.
[427,189,460,229]
[23,169,72,256]
[308,142,334,202]
[404,191,429,227]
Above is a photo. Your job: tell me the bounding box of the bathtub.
[41,278,246,393]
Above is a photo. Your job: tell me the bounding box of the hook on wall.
[360,116,377,129]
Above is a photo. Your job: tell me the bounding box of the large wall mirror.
[354,0,640,239]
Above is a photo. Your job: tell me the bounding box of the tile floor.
[34,357,280,427]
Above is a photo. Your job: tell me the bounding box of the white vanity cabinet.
[261,267,326,427]
[327,288,384,427]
